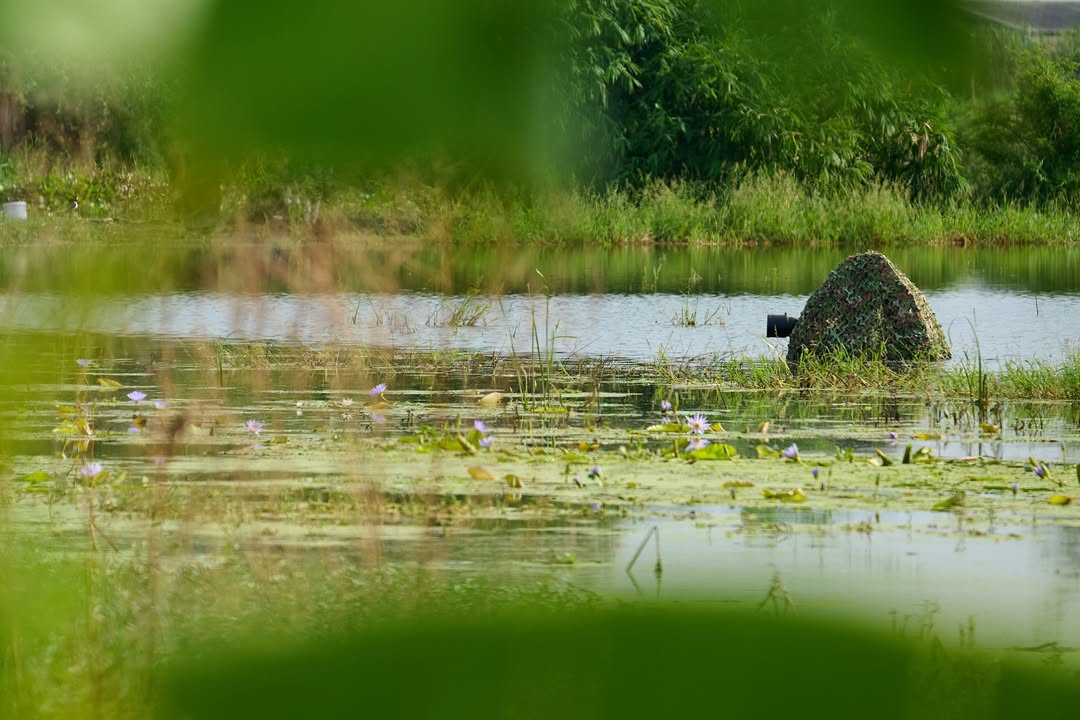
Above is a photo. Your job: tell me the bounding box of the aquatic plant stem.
[626,525,662,577]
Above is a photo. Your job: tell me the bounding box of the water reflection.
[3,286,1078,365]
[614,507,1080,648]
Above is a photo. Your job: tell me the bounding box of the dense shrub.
[0,54,171,166]
[962,49,1080,206]
[562,0,965,201]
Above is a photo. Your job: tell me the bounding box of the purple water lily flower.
[80,462,103,478]
[246,419,263,436]
[687,413,711,434]
[76,358,93,367]
[783,443,799,460]
[887,431,898,440]
[127,390,147,402]
[687,437,710,451]
[479,436,493,449]
[1034,465,1045,479]
[661,400,673,413]
[474,419,489,434]
[812,467,819,480]
[371,413,386,425]
[369,383,387,396]
[589,465,602,478]
[128,425,141,434]
[153,400,168,410]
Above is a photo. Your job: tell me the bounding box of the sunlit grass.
[5,170,1080,248]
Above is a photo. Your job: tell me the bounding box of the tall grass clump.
[942,351,1080,402]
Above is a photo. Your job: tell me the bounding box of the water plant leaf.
[74,418,93,437]
[757,421,770,434]
[467,466,495,481]
[688,443,737,461]
[17,469,51,484]
[979,423,1001,435]
[722,480,754,488]
[646,423,684,433]
[1049,495,1073,506]
[504,474,524,489]
[913,433,941,440]
[763,488,807,503]
[911,447,933,463]
[439,437,466,452]
[874,449,894,467]
[933,491,965,511]
[476,392,504,406]
[532,406,568,415]
[755,445,780,458]
[188,423,212,436]
[465,430,486,449]
[902,444,912,464]
[96,377,122,388]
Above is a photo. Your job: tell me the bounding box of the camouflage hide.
[787,251,950,367]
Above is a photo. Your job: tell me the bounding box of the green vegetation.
[338,175,1080,247]
[3,4,1080,244]
[710,350,1080,402]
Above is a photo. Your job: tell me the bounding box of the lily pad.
[467,466,495,481]
[688,443,737,461]
[17,469,51,484]
[763,488,807,503]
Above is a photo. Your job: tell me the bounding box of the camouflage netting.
[787,251,950,368]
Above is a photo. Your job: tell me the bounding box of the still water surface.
[5,243,1080,650]
[5,244,1080,364]
[4,284,1077,365]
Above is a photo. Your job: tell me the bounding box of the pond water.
[4,240,1080,652]
[3,243,1079,364]
[610,508,1080,648]
[1,285,1076,365]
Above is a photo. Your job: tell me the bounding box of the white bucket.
[2,201,27,220]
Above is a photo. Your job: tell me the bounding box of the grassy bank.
[441,175,1080,246]
[3,162,1080,247]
